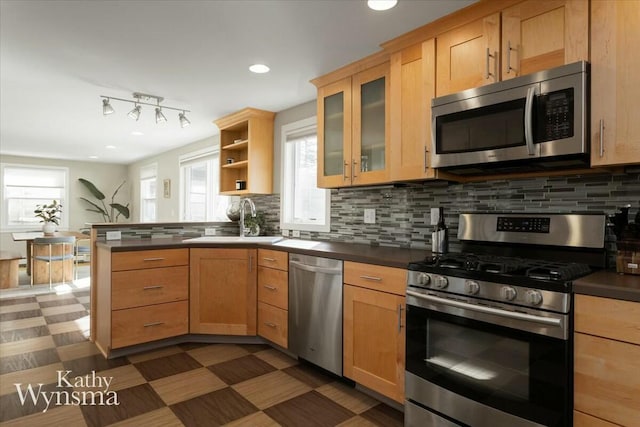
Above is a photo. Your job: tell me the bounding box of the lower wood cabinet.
[189,248,257,335]
[112,301,188,349]
[256,249,288,348]
[95,247,190,355]
[574,294,640,426]
[343,262,405,403]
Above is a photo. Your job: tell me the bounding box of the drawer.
[258,302,288,349]
[258,249,288,271]
[344,261,406,295]
[574,332,640,426]
[111,266,189,310]
[258,266,288,310]
[111,248,188,271]
[112,300,188,349]
[575,294,640,345]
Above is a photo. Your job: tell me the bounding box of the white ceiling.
[0,0,475,165]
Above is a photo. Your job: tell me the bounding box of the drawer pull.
[143,321,164,327]
[143,285,164,290]
[263,257,276,262]
[263,285,277,291]
[360,275,382,282]
[143,257,165,262]
[264,322,277,328]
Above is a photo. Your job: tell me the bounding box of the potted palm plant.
[78,178,130,222]
[34,200,62,235]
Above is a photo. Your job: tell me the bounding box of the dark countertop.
[96,237,430,269]
[573,270,640,303]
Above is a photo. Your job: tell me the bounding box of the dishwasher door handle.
[289,260,342,276]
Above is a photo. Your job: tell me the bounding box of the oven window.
[436,98,526,153]
[406,304,571,426]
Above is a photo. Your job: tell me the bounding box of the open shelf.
[222,160,248,169]
[222,140,248,151]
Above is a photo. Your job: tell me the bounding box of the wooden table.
[11,231,88,284]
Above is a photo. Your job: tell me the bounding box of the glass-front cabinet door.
[317,78,352,188]
[352,63,390,185]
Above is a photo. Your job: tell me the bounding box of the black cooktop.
[409,253,592,289]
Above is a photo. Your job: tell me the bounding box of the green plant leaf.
[110,203,130,219]
[79,197,107,215]
[78,178,106,200]
[111,181,126,200]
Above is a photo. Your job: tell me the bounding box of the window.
[179,147,231,221]
[1,164,69,230]
[281,117,330,232]
[139,163,157,222]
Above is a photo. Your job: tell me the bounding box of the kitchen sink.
[184,236,283,244]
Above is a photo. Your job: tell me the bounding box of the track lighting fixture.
[155,107,167,124]
[102,98,115,115]
[100,92,191,127]
[127,104,141,121]
[179,111,191,128]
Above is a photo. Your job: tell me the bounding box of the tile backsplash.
[253,171,640,253]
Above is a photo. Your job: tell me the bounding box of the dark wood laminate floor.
[0,289,404,426]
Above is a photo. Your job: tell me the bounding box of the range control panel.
[497,216,550,233]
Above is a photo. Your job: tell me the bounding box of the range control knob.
[433,275,449,289]
[500,286,517,301]
[525,290,543,306]
[417,273,431,286]
[464,280,480,295]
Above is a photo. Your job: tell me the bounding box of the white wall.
[127,135,218,222]
[0,155,129,256]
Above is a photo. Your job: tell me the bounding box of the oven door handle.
[406,290,561,327]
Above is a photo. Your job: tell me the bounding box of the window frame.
[139,163,157,223]
[0,163,70,231]
[178,147,231,222]
[280,117,330,233]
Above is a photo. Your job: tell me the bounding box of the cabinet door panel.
[343,284,405,403]
[591,0,640,166]
[502,0,588,79]
[318,78,352,188]
[574,332,640,426]
[436,13,500,96]
[352,63,390,186]
[189,248,257,335]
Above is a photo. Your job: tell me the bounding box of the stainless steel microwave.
[431,61,589,175]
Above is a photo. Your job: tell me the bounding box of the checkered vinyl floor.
[0,290,403,426]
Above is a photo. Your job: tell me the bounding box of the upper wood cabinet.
[390,40,439,181]
[436,13,500,97]
[435,1,588,96]
[316,62,390,188]
[189,248,257,335]
[501,0,588,80]
[214,108,275,195]
[590,0,640,167]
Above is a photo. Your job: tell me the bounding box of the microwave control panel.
[536,88,574,142]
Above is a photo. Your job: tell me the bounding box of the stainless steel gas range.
[405,213,607,427]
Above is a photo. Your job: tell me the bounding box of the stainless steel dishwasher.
[289,254,343,376]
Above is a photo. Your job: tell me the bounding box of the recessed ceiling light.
[89,155,98,159]
[249,64,270,74]
[367,0,398,11]
[105,145,116,149]
[131,131,144,136]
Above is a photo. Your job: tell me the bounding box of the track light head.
[179,111,191,128]
[155,107,167,124]
[127,105,141,121]
[102,98,115,115]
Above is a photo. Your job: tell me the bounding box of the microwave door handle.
[524,87,536,156]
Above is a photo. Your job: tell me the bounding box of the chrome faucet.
[239,198,256,237]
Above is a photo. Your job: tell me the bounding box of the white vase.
[42,221,56,235]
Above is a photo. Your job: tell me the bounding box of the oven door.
[405,290,572,427]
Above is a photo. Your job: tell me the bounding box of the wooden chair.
[31,236,76,288]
